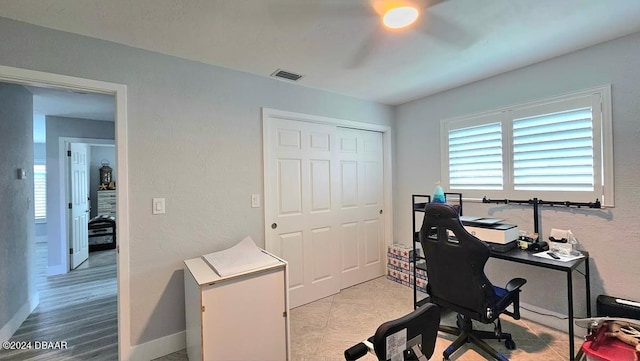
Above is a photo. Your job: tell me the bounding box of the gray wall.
[0,17,394,347]
[395,31,640,317]
[45,116,115,272]
[0,83,35,337]
[90,145,116,218]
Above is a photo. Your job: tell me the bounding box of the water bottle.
[433,182,446,203]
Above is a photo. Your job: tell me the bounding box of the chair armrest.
[505,278,526,292]
[500,278,526,320]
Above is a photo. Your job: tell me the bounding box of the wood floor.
[0,243,117,361]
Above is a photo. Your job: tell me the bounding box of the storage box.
[549,240,574,255]
[410,261,427,280]
[388,257,411,272]
[581,323,638,361]
[388,243,414,262]
[413,276,427,293]
[387,267,410,283]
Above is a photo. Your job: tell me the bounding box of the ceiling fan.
[347,0,473,68]
[373,0,445,29]
[265,0,472,68]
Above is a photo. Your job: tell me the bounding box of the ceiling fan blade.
[346,26,385,69]
[417,11,475,48]
[424,0,448,7]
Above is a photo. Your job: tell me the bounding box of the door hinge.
[201,306,205,312]
[283,311,287,317]
[69,248,73,254]
[67,150,71,157]
[68,203,72,209]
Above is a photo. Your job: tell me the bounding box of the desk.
[490,248,591,361]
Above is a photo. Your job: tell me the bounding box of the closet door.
[264,117,340,308]
[336,128,384,289]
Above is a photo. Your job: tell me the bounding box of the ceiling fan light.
[383,6,419,29]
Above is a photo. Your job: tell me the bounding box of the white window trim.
[440,85,613,207]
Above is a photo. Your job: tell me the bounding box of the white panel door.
[337,128,384,289]
[69,142,90,270]
[265,118,340,308]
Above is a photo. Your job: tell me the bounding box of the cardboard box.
[388,243,414,262]
[387,267,410,283]
[388,257,411,271]
[410,260,427,280]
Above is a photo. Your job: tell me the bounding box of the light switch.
[251,194,260,208]
[152,198,165,214]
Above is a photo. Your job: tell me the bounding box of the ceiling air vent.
[270,69,303,82]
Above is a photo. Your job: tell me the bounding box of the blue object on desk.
[432,183,445,203]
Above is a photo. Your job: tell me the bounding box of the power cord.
[520,305,568,320]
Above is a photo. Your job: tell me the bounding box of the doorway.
[0,65,130,359]
[62,139,117,271]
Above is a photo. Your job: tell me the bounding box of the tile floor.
[156,276,581,361]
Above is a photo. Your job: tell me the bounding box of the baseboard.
[519,302,586,337]
[128,330,185,361]
[0,292,39,343]
[47,263,67,276]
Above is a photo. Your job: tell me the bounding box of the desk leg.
[585,258,591,317]
[568,271,575,361]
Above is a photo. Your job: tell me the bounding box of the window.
[441,86,613,206]
[34,164,46,221]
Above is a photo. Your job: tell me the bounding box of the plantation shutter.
[513,107,594,191]
[448,122,503,190]
[34,164,46,220]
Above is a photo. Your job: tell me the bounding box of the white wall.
[394,31,640,319]
[0,17,394,349]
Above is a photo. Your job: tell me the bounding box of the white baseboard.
[128,331,185,361]
[0,292,39,343]
[519,302,587,338]
[47,263,67,276]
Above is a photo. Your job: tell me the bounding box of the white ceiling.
[28,86,115,122]
[2,0,640,105]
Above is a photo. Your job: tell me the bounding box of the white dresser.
[184,252,290,361]
[97,190,116,217]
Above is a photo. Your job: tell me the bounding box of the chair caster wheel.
[505,338,516,350]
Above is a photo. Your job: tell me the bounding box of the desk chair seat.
[345,303,440,361]
[419,203,526,361]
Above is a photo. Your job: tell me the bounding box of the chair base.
[439,314,514,361]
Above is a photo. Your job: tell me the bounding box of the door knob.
[379,209,383,214]
[271,223,278,229]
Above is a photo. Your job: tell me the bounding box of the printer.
[460,216,519,252]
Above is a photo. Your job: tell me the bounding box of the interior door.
[337,127,385,289]
[264,117,340,308]
[69,142,90,269]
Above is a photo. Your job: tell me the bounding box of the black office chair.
[419,203,526,361]
[345,303,441,361]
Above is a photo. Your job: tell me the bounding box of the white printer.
[460,216,519,250]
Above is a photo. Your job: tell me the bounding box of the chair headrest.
[424,203,459,220]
